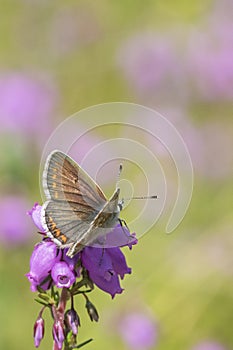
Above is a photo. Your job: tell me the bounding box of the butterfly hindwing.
[66,188,121,257]
[41,199,97,246]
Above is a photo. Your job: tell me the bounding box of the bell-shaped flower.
[26,240,61,291]
[51,261,76,288]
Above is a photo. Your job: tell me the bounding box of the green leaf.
[38,293,51,302]
[75,339,93,348]
[34,298,48,307]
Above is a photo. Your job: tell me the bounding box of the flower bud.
[64,308,80,335]
[85,300,99,322]
[52,320,65,350]
[33,316,45,348]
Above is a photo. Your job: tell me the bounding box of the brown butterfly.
[41,150,125,258]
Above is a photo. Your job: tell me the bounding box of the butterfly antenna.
[124,195,158,201]
[116,163,123,190]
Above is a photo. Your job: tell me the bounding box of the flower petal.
[27,240,61,291]
[27,203,45,233]
[81,247,123,298]
[51,262,76,288]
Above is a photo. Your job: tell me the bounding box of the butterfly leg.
[118,218,130,231]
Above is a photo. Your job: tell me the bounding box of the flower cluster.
[26,203,137,349]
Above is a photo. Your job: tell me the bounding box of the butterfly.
[41,150,128,258]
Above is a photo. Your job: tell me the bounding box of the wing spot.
[52,174,57,179]
[54,192,58,199]
[52,182,56,188]
[54,229,61,238]
[50,222,56,230]
[60,234,67,243]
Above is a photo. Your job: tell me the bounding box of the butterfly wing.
[43,150,107,207]
[41,150,107,246]
[66,188,121,257]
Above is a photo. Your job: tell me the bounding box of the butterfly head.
[118,198,124,212]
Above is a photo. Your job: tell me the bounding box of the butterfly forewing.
[43,151,107,210]
[42,151,109,246]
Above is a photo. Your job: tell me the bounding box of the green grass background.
[0,1,232,349]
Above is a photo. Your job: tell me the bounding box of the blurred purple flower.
[118,312,158,350]
[26,240,62,292]
[51,261,76,288]
[191,341,227,350]
[0,72,58,135]
[117,32,180,95]
[0,195,32,245]
[187,18,233,100]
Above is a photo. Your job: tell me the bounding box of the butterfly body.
[41,150,122,257]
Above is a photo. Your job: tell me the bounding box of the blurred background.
[0,0,232,349]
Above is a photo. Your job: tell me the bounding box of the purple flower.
[0,72,58,135]
[0,195,32,245]
[91,224,138,249]
[33,316,45,348]
[63,249,81,272]
[52,320,65,350]
[81,246,132,298]
[117,32,180,96]
[191,341,227,350]
[26,240,61,291]
[107,247,131,278]
[27,203,45,233]
[51,262,76,288]
[118,312,158,350]
[28,201,137,297]
[187,18,233,101]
